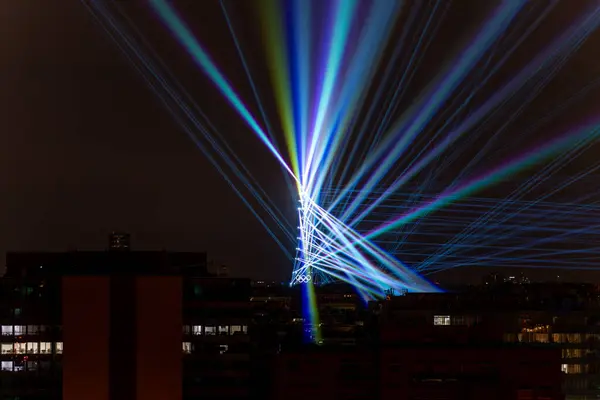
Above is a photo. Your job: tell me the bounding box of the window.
[13,326,25,336]
[219,344,228,355]
[231,325,243,335]
[14,343,26,354]
[1,361,13,371]
[503,333,518,342]
[433,316,451,326]
[553,333,582,343]
[562,364,587,374]
[55,342,63,354]
[182,342,192,354]
[218,326,229,335]
[562,348,583,359]
[204,326,216,336]
[192,325,202,335]
[182,325,190,335]
[1,344,12,354]
[40,342,51,354]
[27,361,38,371]
[26,342,38,354]
[534,334,549,343]
[27,325,39,335]
[1,326,12,336]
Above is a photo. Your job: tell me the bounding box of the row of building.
[1,241,599,399]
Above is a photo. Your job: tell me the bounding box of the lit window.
[13,326,26,336]
[1,344,12,354]
[40,342,52,354]
[204,326,216,336]
[230,325,243,335]
[192,325,202,335]
[534,334,549,343]
[26,342,38,354]
[55,342,63,354]
[1,326,12,336]
[1,361,13,371]
[433,316,451,326]
[218,326,229,335]
[219,344,228,355]
[182,342,192,354]
[14,343,26,354]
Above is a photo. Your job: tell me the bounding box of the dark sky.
[0,1,285,278]
[1,1,599,282]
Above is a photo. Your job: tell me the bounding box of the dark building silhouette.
[1,250,208,400]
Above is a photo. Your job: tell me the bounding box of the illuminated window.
[433,316,451,326]
[534,334,549,343]
[55,342,63,354]
[13,326,25,336]
[1,326,12,336]
[230,325,243,335]
[242,325,248,334]
[40,342,51,354]
[14,343,26,354]
[219,344,228,355]
[503,333,518,343]
[26,342,38,354]
[1,361,13,371]
[192,325,202,335]
[204,326,216,336]
[561,364,586,374]
[1,344,12,354]
[218,326,229,335]
[553,333,582,343]
[562,348,583,359]
[182,342,192,354]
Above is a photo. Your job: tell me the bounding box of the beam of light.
[305,0,404,200]
[258,0,299,179]
[149,0,298,182]
[367,122,600,238]
[328,0,526,213]
[83,0,296,258]
[303,0,358,188]
[219,0,297,197]
[346,4,599,227]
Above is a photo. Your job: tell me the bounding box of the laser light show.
[82,0,600,343]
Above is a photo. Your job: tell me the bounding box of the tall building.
[0,249,209,400]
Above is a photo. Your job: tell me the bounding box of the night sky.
[1,1,599,282]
